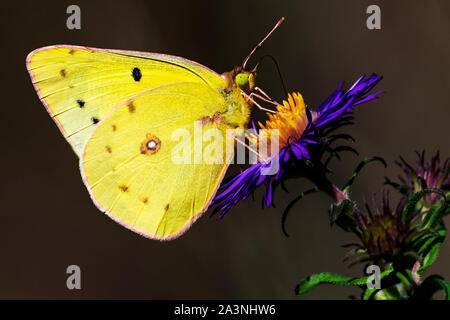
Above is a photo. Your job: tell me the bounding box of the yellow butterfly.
[26,19,284,240]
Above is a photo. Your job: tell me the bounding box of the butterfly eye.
[235,73,249,88]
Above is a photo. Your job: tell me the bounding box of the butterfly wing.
[26,45,227,156]
[80,82,236,240]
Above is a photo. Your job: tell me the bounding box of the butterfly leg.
[250,92,280,107]
[227,132,268,164]
[253,87,284,108]
[245,92,293,119]
[241,92,276,114]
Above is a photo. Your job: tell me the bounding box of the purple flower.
[211,74,383,218]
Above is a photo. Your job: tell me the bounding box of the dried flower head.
[388,151,449,207]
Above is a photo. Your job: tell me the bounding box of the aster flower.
[296,179,449,299]
[343,192,423,267]
[211,74,383,217]
[386,151,450,207]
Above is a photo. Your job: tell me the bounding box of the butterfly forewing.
[27,45,227,156]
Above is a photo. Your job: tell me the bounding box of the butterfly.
[26,18,284,240]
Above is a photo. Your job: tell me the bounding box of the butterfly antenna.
[259,54,289,98]
[241,17,285,70]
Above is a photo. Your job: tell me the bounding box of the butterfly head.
[221,66,257,94]
[221,17,285,95]
[229,17,284,94]
[234,67,257,92]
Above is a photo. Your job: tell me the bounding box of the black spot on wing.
[91,117,99,124]
[77,100,85,108]
[132,67,142,81]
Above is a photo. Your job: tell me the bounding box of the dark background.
[1,0,449,299]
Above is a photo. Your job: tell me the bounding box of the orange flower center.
[249,92,310,157]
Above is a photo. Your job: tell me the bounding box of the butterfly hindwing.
[80,82,235,239]
[26,45,226,156]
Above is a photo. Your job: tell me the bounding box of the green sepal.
[421,197,448,230]
[281,187,318,237]
[329,199,355,231]
[411,228,445,253]
[419,242,443,274]
[402,188,446,222]
[343,156,387,193]
[384,176,411,195]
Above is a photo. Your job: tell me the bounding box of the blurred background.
[0,0,449,299]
